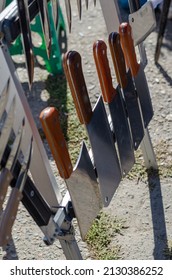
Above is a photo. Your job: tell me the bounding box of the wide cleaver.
[93,40,135,176]
[0,120,24,211]
[40,107,102,240]
[63,51,122,207]
[119,22,154,129]
[108,32,144,150]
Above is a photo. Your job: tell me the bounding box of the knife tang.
[63,51,92,125]
[40,107,73,179]
[119,22,140,78]
[0,187,23,246]
[93,40,116,104]
[108,32,128,89]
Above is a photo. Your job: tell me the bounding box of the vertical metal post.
[99,0,158,169]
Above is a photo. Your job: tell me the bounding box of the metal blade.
[0,0,6,13]
[77,0,82,20]
[0,78,10,121]
[87,97,122,207]
[0,97,16,162]
[52,0,59,29]
[37,0,51,58]
[65,0,72,32]
[17,0,34,88]
[67,141,102,240]
[85,0,88,9]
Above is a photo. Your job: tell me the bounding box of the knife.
[0,136,33,246]
[37,0,51,58]
[63,51,122,207]
[108,31,144,150]
[0,119,24,211]
[93,40,135,176]
[17,0,34,88]
[65,0,72,32]
[77,0,82,20]
[119,22,154,129]
[40,107,102,239]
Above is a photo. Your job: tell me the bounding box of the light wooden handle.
[40,107,73,179]
[119,22,139,78]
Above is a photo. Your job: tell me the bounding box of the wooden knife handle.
[63,51,92,125]
[93,40,116,103]
[0,168,13,210]
[119,23,139,77]
[0,188,23,247]
[108,32,128,89]
[40,107,73,179]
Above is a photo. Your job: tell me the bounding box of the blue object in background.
[119,0,147,10]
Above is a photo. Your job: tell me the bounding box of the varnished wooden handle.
[0,168,13,210]
[40,107,73,179]
[108,32,128,89]
[119,22,139,77]
[63,51,92,125]
[93,40,117,103]
[0,188,23,247]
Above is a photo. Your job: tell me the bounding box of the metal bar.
[99,0,157,170]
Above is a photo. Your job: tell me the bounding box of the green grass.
[85,212,123,260]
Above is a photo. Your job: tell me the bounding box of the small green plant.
[86,212,124,260]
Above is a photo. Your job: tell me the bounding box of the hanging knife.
[119,22,154,129]
[65,0,72,32]
[0,136,33,246]
[77,0,82,20]
[93,40,135,176]
[108,32,144,149]
[0,120,24,211]
[17,0,34,88]
[37,0,51,58]
[40,107,102,239]
[63,51,122,207]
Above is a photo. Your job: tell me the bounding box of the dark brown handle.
[40,107,73,179]
[93,40,117,103]
[108,32,128,89]
[0,188,23,247]
[0,168,13,210]
[63,51,92,125]
[119,22,140,78]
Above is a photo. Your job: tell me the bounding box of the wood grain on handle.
[0,169,13,210]
[93,40,116,104]
[64,51,92,125]
[63,52,83,124]
[108,32,128,89]
[40,107,73,179]
[119,23,140,77]
[0,188,23,247]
